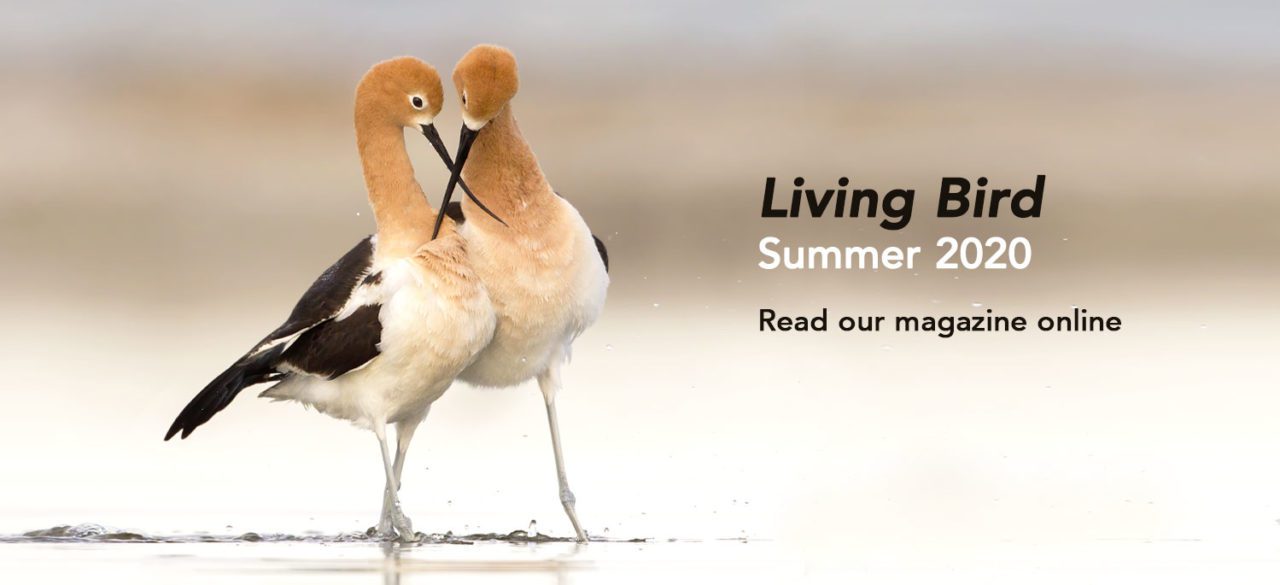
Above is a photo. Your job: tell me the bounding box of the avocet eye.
[461,91,468,107]
[410,96,425,110]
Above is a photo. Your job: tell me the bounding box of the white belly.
[458,201,609,388]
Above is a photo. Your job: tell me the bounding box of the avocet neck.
[355,115,437,258]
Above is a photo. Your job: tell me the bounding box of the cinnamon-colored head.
[452,45,519,130]
[355,57,444,129]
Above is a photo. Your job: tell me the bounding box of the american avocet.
[431,44,610,542]
[164,57,497,542]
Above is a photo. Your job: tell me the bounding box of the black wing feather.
[444,200,466,226]
[164,345,285,440]
[593,235,609,273]
[165,236,379,440]
[280,304,382,379]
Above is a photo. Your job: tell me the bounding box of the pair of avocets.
[164,45,609,543]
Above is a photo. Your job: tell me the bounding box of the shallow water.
[0,525,784,584]
[4,523,606,544]
[9,525,1280,584]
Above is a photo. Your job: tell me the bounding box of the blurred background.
[1,0,1278,565]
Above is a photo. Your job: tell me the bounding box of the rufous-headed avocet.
[164,56,505,542]
[429,44,610,543]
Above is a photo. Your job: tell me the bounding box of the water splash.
[6,524,376,544]
[3,524,649,545]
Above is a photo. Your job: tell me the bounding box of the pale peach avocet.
[430,44,610,542]
[164,57,498,542]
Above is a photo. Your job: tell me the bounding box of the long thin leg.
[394,415,423,483]
[538,362,588,542]
[373,421,417,541]
[379,411,426,533]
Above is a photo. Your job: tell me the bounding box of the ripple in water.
[2,524,647,545]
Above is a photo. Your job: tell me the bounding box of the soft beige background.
[1,0,1278,561]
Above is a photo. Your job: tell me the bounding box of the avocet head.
[428,45,520,239]
[355,56,444,131]
[452,44,519,132]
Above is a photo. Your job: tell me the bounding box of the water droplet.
[971,302,983,308]
[652,303,660,308]
[1062,237,1069,241]
[880,345,892,351]
[1198,324,1208,330]
[527,519,538,537]
[605,344,614,351]
[355,212,361,217]
[519,357,527,363]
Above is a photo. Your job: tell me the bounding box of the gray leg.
[379,411,426,533]
[538,362,588,542]
[373,420,417,542]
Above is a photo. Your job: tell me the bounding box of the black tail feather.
[164,347,284,440]
[593,235,609,273]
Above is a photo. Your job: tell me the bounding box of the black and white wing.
[275,302,382,379]
[244,236,378,359]
[165,236,386,440]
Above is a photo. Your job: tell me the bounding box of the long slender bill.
[421,124,504,237]
[417,122,501,224]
